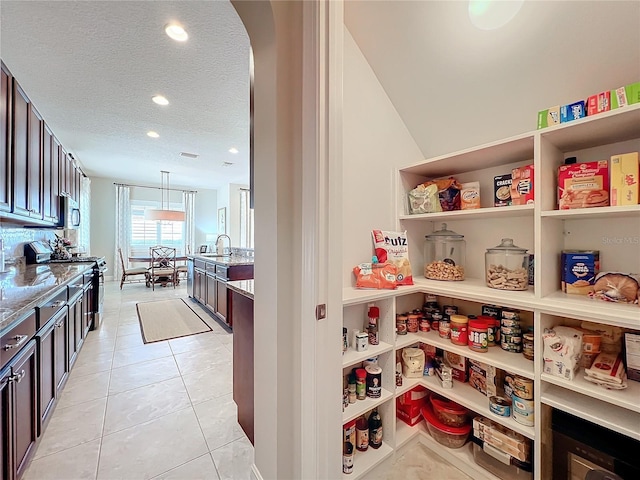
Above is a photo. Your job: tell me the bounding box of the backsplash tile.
[0,222,56,264]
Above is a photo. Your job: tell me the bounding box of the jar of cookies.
[485,238,529,291]
[424,224,465,281]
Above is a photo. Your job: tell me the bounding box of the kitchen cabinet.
[0,62,11,212]
[11,82,29,217]
[53,308,69,394]
[205,272,217,315]
[68,292,84,369]
[216,281,228,325]
[231,289,254,444]
[42,125,60,224]
[26,104,43,219]
[36,317,56,432]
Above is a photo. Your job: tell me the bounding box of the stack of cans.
[500,308,523,353]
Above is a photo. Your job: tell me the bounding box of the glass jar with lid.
[424,223,465,281]
[485,238,529,291]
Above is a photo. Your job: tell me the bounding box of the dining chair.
[149,246,177,290]
[118,248,150,289]
[176,245,190,281]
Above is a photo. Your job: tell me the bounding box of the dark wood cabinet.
[37,319,56,433]
[11,82,29,217]
[0,62,11,212]
[42,125,60,224]
[232,290,254,444]
[1,366,10,480]
[27,104,43,219]
[205,272,217,314]
[53,309,69,393]
[216,281,228,324]
[68,293,83,369]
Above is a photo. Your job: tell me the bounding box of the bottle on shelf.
[355,415,369,451]
[355,368,367,400]
[368,408,383,449]
[343,442,354,474]
[367,305,379,345]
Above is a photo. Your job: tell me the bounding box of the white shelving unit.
[342,443,393,480]
[343,389,394,424]
[341,104,640,480]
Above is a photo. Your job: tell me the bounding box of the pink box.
[587,91,611,116]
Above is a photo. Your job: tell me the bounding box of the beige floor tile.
[57,370,110,409]
[211,436,254,480]
[104,377,192,435]
[174,344,232,376]
[114,331,145,351]
[22,438,101,480]
[97,408,208,480]
[116,322,142,337]
[152,453,220,480]
[108,355,181,394]
[76,336,116,355]
[168,331,224,355]
[182,362,233,405]
[111,341,172,368]
[193,394,244,451]
[33,397,106,459]
[70,350,114,378]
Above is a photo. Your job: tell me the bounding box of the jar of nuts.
[424,224,466,281]
[485,238,529,291]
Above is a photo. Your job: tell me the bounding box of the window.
[130,200,184,255]
[239,189,254,248]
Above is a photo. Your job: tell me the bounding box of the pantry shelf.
[395,418,427,449]
[538,292,640,328]
[343,389,394,424]
[343,442,393,480]
[343,284,423,306]
[399,204,534,222]
[395,332,423,350]
[541,372,640,414]
[342,342,394,368]
[541,384,640,441]
[395,376,423,397]
[540,204,640,220]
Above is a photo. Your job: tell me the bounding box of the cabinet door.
[206,274,216,313]
[50,136,61,222]
[68,296,82,369]
[10,340,37,480]
[0,367,11,480]
[0,63,11,212]
[73,164,81,202]
[42,124,53,222]
[27,104,43,218]
[53,309,68,393]
[11,82,29,216]
[83,285,93,336]
[193,270,201,301]
[37,320,56,431]
[216,281,228,325]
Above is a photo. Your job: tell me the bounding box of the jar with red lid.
[449,315,469,346]
[468,319,489,353]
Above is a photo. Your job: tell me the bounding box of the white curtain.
[79,176,91,254]
[183,191,196,255]
[114,185,131,279]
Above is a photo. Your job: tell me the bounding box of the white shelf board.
[420,375,536,439]
[399,133,534,178]
[412,277,538,311]
[418,430,500,480]
[395,376,424,397]
[413,329,535,379]
[399,204,534,222]
[343,442,393,480]
[343,342,394,368]
[539,291,640,328]
[395,332,422,350]
[541,383,640,441]
[540,103,640,152]
[541,372,640,414]
[395,418,427,449]
[343,389,394,424]
[343,284,423,306]
[541,204,640,220]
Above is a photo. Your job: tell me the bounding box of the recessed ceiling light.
[147,131,160,138]
[165,23,188,42]
[228,147,239,154]
[152,95,169,106]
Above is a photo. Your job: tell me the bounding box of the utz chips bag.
[353,262,398,290]
[372,230,413,286]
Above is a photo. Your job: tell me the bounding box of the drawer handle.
[71,284,83,289]
[51,300,65,308]
[11,370,26,383]
[2,334,28,351]
[55,320,64,329]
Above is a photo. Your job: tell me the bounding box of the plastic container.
[422,402,471,449]
[468,319,489,353]
[485,238,529,291]
[424,224,466,281]
[450,315,469,346]
[430,395,469,427]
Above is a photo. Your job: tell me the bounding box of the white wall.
[342,27,424,286]
[216,182,249,248]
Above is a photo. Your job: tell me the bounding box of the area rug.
[136,298,212,343]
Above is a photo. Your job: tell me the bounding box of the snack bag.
[408,183,441,214]
[372,230,414,285]
[353,262,398,290]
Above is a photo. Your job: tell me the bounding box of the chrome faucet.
[215,234,231,255]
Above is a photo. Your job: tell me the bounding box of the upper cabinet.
[0,63,11,212]
[27,103,43,218]
[12,81,30,217]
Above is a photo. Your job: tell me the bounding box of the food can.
[365,365,382,398]
[396,315,408,335]
[501,318,521,328]
[443,305,458,316]
[501,342,523,353]
[420,318,431,332]
[522,333,534,361]
[356,332,369,352]
[439,319,451,339]
[407,314,420,333]
[502,333,522,344]
[501,325,522,335]
[512,394,535,426]
[512,375,534,400]
[489,396,512,417]
[501,309,520,321]
[431,312,442,331]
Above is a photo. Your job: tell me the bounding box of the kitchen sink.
[200,253,231,258]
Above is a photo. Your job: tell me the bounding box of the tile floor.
[22,281,253,480]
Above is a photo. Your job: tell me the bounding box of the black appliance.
[24,241,53,263]
[552,409,640,479]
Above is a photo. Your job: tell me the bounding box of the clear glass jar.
[485,238,529,291]
[424,223,466,281]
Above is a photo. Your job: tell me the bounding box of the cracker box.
[561,250,600,295]
[468,360,504,397]
[610,152,639,206]
[444,351,468,383]
[560,101,586,123]
[624,333,640,383]
[558,160,609,209]
[587,91,611,116]
[494,174,512,207]
[510,165,534,206]
[481,305,502,318]
[611,82,640,109]
[536,106,560,129]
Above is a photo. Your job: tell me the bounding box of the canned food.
[431,312,442,331]
[512,394,535,426]
[407,314,420,333]
[501,318,521,328]
[501,309,520,321]
[489,396,512,417]
[443,305,458,316]
[512,375,534,400]
[439,319,451,339]
[396,315,408,335]
[501,342,523,353]
[419,318,431,332]
[501,325,522,335]
[502,334,522,344]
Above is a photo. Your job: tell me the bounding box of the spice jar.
[449,315,469,346]
[355,369,367,400]
[424,224,466,281]
[468,319,489,353]
[485,238,529,291]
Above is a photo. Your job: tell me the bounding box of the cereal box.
[587,91,611,116]
[510,165,534,206]
[610,152,639,206]
[611,82,640,109]
[560,101,586,123]
[493,174,512,207]
[558,160,609,209]
[561,250,600,295]
[537,106,560,129]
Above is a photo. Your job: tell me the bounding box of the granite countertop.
[0,263,94,334]
[188,254,254,267]
[226,280,254,299]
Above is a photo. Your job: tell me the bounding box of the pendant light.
[144,171,185,221]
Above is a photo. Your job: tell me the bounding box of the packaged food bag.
[353,262,398,290]
[408,183,441,214]
[372,230,413,285]
[542,326,583,381]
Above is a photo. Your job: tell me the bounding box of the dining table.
[128,255,188,287]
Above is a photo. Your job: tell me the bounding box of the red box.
[558,160,609,209]
[587,91,611,116]
[396,397,424,426]
[510,165,534,206]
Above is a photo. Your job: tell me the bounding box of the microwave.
[59,196,81,229]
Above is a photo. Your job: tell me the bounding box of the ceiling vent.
[180,152,199,159]
[222,161,234,167]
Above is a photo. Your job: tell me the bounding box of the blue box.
[560,101,586,123]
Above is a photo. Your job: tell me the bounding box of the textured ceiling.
[0,0,250,190]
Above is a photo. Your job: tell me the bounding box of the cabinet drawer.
[205,262,216,274]
[67,275,84,300]
[1,310,36,370]
[194,259,206,270]
[216,265,229,281]
[36,287,67,329]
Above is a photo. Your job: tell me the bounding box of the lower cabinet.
[0,341,38,480]
[205,273,217,314]
[68,294,83,369]
[53,309,69,393]
[82,284,93,336]
[36,318,56,432]
[215,281,228,325]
